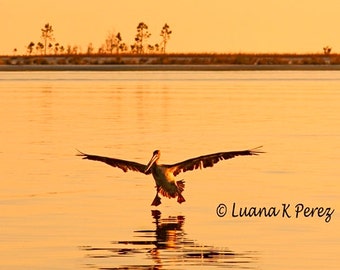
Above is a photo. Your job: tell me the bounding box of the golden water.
[1,71,339,269]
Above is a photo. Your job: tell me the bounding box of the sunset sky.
[1,0,339,55]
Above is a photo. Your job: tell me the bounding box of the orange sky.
[1,0,339,55]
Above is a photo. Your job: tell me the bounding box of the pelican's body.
[147,156,185,205]
[77,147,263,206]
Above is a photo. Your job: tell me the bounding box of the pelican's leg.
[176,180,185,204]
[177,193,185,204]
[151,186,162,206]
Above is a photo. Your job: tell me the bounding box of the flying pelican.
[77,147,263,206]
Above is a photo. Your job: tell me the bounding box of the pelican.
[77,147,263,206]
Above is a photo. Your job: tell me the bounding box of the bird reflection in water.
[81,210,257,269]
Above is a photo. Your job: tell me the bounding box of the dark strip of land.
[1,64,340,71]
[1,53,340,71]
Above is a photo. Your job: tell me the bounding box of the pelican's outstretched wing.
[77,150,150,175]
[168,146,264,176]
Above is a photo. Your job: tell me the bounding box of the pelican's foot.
[151,195,162,206]
[177,194,185,204]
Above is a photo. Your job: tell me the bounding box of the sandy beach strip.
[1,64,340,71]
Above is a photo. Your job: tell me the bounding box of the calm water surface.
[1,70,340,269]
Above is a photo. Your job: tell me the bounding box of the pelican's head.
[145,150,161,173]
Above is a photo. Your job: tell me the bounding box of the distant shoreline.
[1,53,340,71]
[1,64,340,71]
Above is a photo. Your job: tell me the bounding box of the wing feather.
[77,150,150,175]
[169,147,264,176]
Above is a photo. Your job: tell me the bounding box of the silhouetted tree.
[115,32,122,54]
[134,22,151,53]
[98,44,105,54]
[148,44,154,53]
[27,42,35,55]
[54,43,60,54]
[130,44,137,53]
[72,45,79,54]
[48,42,53,54]
[36,42,44,55]
[105,31,115,54]
[119,42,128,53]
[160,23,172,53]
[323,46,332,55]
[105,31,123,54]
[66,45,72,55]
[87,43,94,54]
[41,23,54,55]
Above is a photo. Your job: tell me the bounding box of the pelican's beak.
[145,152,158,173]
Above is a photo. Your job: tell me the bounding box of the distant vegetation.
[2,53,340,66]
[22,22,172,56]
[3,22,339,67]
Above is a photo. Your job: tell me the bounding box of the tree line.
[25,22,172,56]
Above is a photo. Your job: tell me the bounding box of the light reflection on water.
[81,210,257,269]
[0,70,340,269]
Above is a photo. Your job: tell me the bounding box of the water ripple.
[81,210,258,269]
